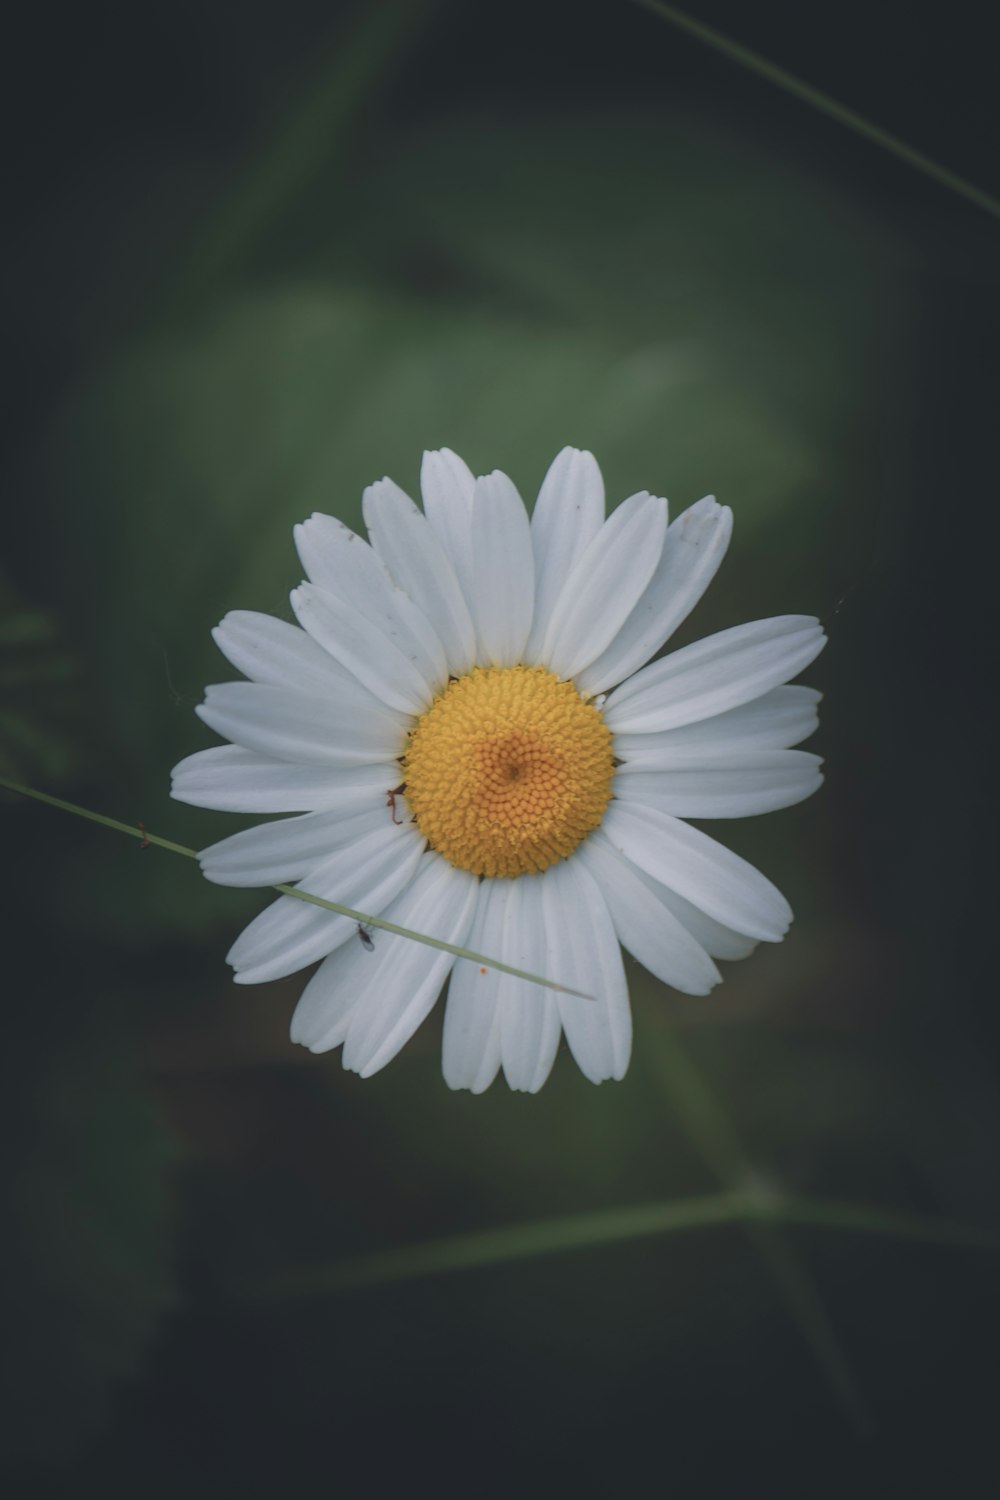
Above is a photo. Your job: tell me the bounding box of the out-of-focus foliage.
[44,109,898,945]
[0,569,84,785]
[1,999,179,1462]
[5,0,998,1486]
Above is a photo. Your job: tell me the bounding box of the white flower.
[171,448,825,1092]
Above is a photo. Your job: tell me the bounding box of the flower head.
[172,448,825,1092]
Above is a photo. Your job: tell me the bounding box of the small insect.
[357,923,375,952]
[137,821,151,850]
[386,783,405,825]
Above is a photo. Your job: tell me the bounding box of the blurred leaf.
[35,107,906,1052]
[45,276,816,940]
[161,0,442,313]
[1,999,179,1462]
[357,109,902,424]
[0,568,85,785]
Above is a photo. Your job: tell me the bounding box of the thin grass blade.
[643,1021,864,1424]
[633,0,1000,221]
[234,1191,745,1299]
[233,1185,1000,1302]
[161,0,443,312]
[0,778,594,998]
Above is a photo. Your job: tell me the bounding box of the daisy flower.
[171,448,825,1092]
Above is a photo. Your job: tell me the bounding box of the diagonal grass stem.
[644,1022,863,1426]
[160,0,442,313]
[0,776,594,1000]
[633,0,1000,221]
[234,1185,1000,1301]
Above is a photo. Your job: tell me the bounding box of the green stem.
[644,1018,750,1184]
[0,776,593,999]
[633,0,1000,221]
[644,1023,863,1427]
[234,1185,1000,1301]
[160,0,442,314]
[235,1190,747,1299]
[774,1194,1000,1252]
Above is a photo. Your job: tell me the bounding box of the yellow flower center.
[402,666,614,879]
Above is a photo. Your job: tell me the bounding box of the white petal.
[544,859,632,1083]
[295,511,385,595]
[341,857,479,1077]
[293,513,448,692]
[420,448,476,606]
[362,478,477,677]
[470,471,535,667]
[523,448,605,664]
[289,942,366,1053]
[576,496,733,695]
[602,800,792,942]
[539,493,668,681]
[290,583,433,715]
[578,834,720,995]
[613,751,824,818]
[632,872,758,962]
[227,824,425,983]
[498,875,562,1093]
[198,807,387,887]
[442,881,507,1093]
[196,682,407,765]
[603,616,826,734]
[171,748,398,814]
[210,610,355,694]
[612,686,821,767]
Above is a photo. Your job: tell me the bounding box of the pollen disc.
[403,666,614,879]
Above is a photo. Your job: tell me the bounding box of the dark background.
[2,1,998,1493]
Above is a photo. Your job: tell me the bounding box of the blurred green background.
[2,0,998,1491]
